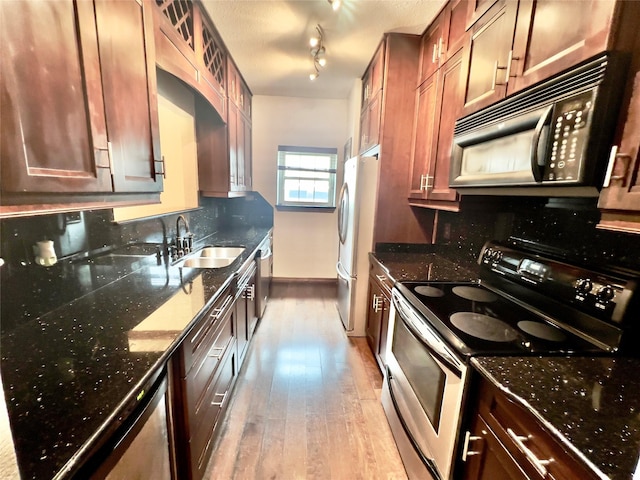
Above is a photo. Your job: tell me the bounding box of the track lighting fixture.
[309,24,326,80]
[328,0,341,11]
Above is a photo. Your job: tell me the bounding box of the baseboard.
[272,277,337,287]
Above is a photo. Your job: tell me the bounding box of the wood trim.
[272,278,337,287]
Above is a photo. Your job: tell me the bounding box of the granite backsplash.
[0,193,273,334]
[432,197,640,273]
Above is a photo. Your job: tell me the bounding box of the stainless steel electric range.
[381,240,639,480]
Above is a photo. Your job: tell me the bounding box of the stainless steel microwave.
[450,54,627,197]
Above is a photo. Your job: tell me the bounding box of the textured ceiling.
[201,0,446,99]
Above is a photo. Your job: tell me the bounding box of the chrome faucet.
[173,215,193,260]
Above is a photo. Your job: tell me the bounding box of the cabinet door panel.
[428,52,463,202]
[598,69,640,229]
[95,0,162,193]
[419,19,444,85]
[365,276,383,363]
[509,0,617,94]
[0,0,111,193]
[409,75,438,199]
[462,0,517,115]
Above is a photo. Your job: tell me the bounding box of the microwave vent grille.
[455,55,610,135]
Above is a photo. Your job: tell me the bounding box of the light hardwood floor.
[204,282,408,480]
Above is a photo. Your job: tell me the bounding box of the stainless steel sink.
[197,246,245,259]
[175,246,245,269]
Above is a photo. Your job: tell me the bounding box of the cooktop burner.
[452,286,498,302]
[397,281,601,356]
[517,321,566,342]
[450,312,519,342]
[414,285,445,297]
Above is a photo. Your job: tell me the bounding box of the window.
[276,145,338,209]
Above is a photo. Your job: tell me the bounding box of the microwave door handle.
[531,105,554,183]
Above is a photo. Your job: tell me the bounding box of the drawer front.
[190,347,236,478]
[479,381,598,480]
[181,290,233,376]
[369,256,393,296]
[185,309,234,422]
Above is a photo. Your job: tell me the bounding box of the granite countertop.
[472,356,640,479]
[0,226,271,480]
[372,247,480,283]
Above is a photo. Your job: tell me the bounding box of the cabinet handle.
[211,390,228,407]
[372,294,384,313]
[420,174,428,191]
[107,141,114,174]
[432,43,438,63]
[210,295,233,320]
[208,346,225,359]
[506,428,554,477]
[602,145,632,188]
[243,284,255,301]
[437,37,443,59]
[376,274,387,283]
[505,49,519,80]
[492,60,508,90]
[461,431,483,461]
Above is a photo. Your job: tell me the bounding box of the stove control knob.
[492,250,503,262]
[484,248,494,261]
[575,278,593,294]
[596,285,615,302]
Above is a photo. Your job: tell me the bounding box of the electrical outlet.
[443,223,451,241]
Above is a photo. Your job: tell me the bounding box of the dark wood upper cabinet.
[94,0,163,193]
[508,0,618,94]
[460,0,518,115]
[359,44,385,154]
[153,0,226,120]
[418,0,469,86]
[196,57,252,198]
[0,0,111,194]
[1,0,162,212]
[461,0,633,117]
[598,33,640,234]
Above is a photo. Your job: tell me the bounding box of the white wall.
[252,95,348,279]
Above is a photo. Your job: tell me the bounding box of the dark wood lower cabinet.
[365,257,393,372]
[460,375,599,480]
[172,286,237,480]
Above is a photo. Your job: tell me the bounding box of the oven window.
[392,317,445,432]
[461,130,535,175]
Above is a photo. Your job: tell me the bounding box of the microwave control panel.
[544,91,593,182]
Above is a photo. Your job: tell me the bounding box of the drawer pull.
[208,347,225,359]
[461,431,483,461]
[211,390,228,407]
[372,294,384,313]
[506,428,554,477]
[376,274,387,283]
[242,284,255,301]
[210,295,233,320]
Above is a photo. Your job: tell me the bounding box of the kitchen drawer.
[369,256,393,296]
[189,347,236,478]
[477,379,598,480]
[180,288,234,376]
[185,307,234,420]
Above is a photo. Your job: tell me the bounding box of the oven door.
[382,289,467,480]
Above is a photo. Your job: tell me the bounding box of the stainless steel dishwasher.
[68,367,175,479]
[256,233,273,318]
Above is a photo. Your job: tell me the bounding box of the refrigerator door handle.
[337,182,349,245]
[336,261,353,281]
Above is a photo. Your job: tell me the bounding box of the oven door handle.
[386,366,443,480]
[393,292,465,377]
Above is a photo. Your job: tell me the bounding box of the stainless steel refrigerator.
[336,155,379,335]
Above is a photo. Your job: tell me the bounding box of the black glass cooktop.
[396,281,601,357]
